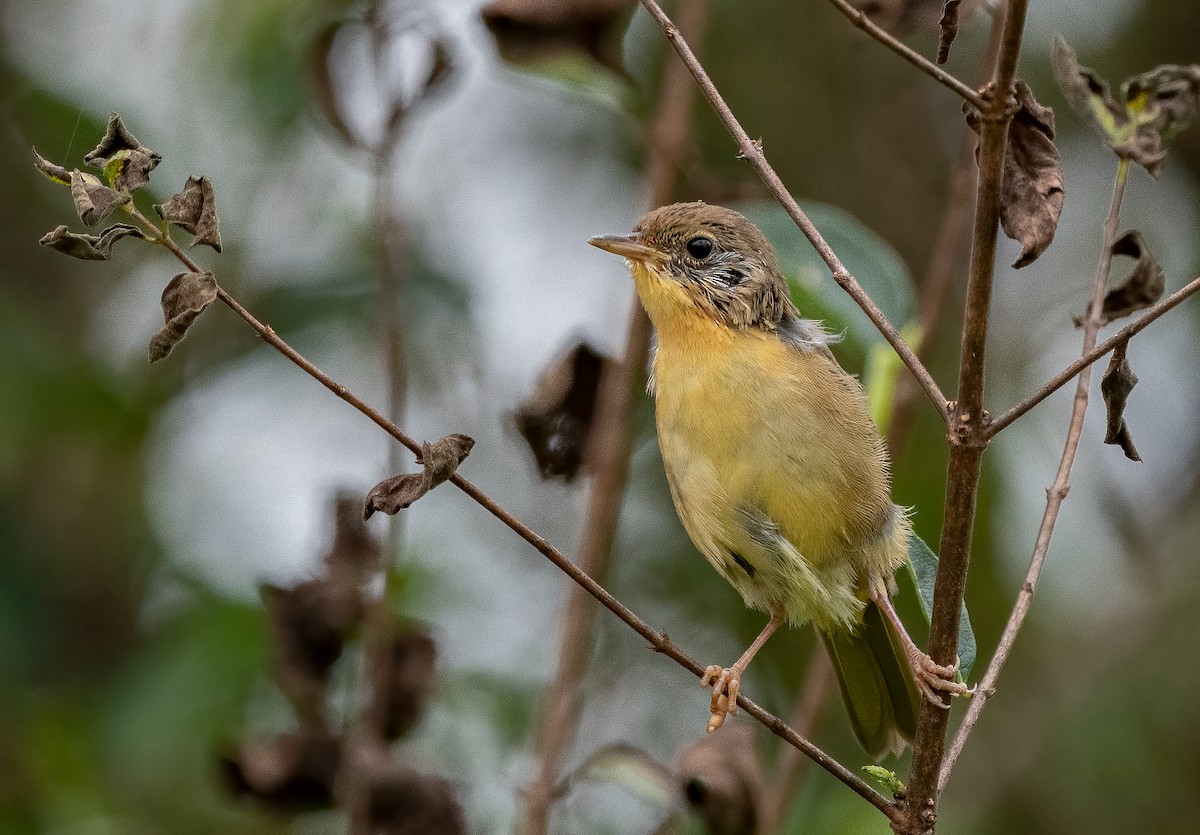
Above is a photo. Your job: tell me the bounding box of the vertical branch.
[896,2,1031,832]
[887,16,1006,455]
[937,159,1130,791]
[520,3,709,834]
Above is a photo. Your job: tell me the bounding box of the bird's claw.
[701,664,741,732]
[908,651,974,708]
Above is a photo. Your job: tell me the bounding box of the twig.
[938,159,1130,790]
[760,650,835,835]
[522,3,707,832]
[636,0,951,426]
[825,0,986,109]
[122,205,894,818]
[987,273,1200,436]
[897,1,1030,831]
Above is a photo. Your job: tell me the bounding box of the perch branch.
[896,1,1031,831]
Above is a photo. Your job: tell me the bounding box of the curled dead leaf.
[148,271,218,362]
[365,766,466,835]
[363,433,475,518]
[155,175,223,252]
[481,0,632,75]
[39,223,147,260]
[373,628,437,741]
[515,342,610,481]
[1053,36,1200,178]
[937,1,962,64]
[32,148,71,185]
[967,81,1064,268]
[70,170,129,227]
[221,730,340,810]
[1101,341,1141,462]
[850,0,981,37]
[84,113,153,167]
[1101,231,1165,323]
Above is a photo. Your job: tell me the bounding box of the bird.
[588,201,970,759]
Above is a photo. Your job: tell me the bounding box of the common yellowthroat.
[590,202,970,758]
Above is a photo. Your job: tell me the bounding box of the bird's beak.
[588,233,668,267]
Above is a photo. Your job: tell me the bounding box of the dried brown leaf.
[1053,37,1200,178]
[850,0,980,36]
[32,148,71,185]
[103,147,162,193]
[366,766,466,835]
[481,0,632,74]
[220,730,340,810]
[677,725,762,835]
[154,175,223,252]
[1101,342,1140,462]
[936,1,961,64]
[374,628,437,740]
[515,342,609,481]
[148,271,218,362]
[967,81,1064,268]
[84,113,153,167]
[1101,231,1165,323]
[363,433,475,518]
[70,170,129,227]
[40,223,147,260]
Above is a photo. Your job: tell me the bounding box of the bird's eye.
[686,237,714,259]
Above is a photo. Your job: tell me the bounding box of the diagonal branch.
[986,272,1200,436]
[636,0,951,426]
[122,205,895,819]
[937,160,1130,789]
[825,0,986,109]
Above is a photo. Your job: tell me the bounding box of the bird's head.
[589,202,797,331]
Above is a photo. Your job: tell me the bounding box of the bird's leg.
[701,607,785,732]
[871,587,974,707]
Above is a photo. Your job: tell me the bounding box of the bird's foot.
[700,665,741,732]
[907,650,974,708]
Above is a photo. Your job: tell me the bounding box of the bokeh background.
[3,0,1200,833]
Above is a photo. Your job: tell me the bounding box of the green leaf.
[863,323,920,433]
[901,533,977,680]
[735,201,916,350]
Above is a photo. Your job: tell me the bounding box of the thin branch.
[123,205,894,819]
[987,273,1200,436]
[886,15,1006,455]
[636,0,951,426]
[897,1,1031,831]
[522,2,707,832]
[938,160,1130,790]
[825,0,986,109]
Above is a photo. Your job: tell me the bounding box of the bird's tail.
[820,602,919,761]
